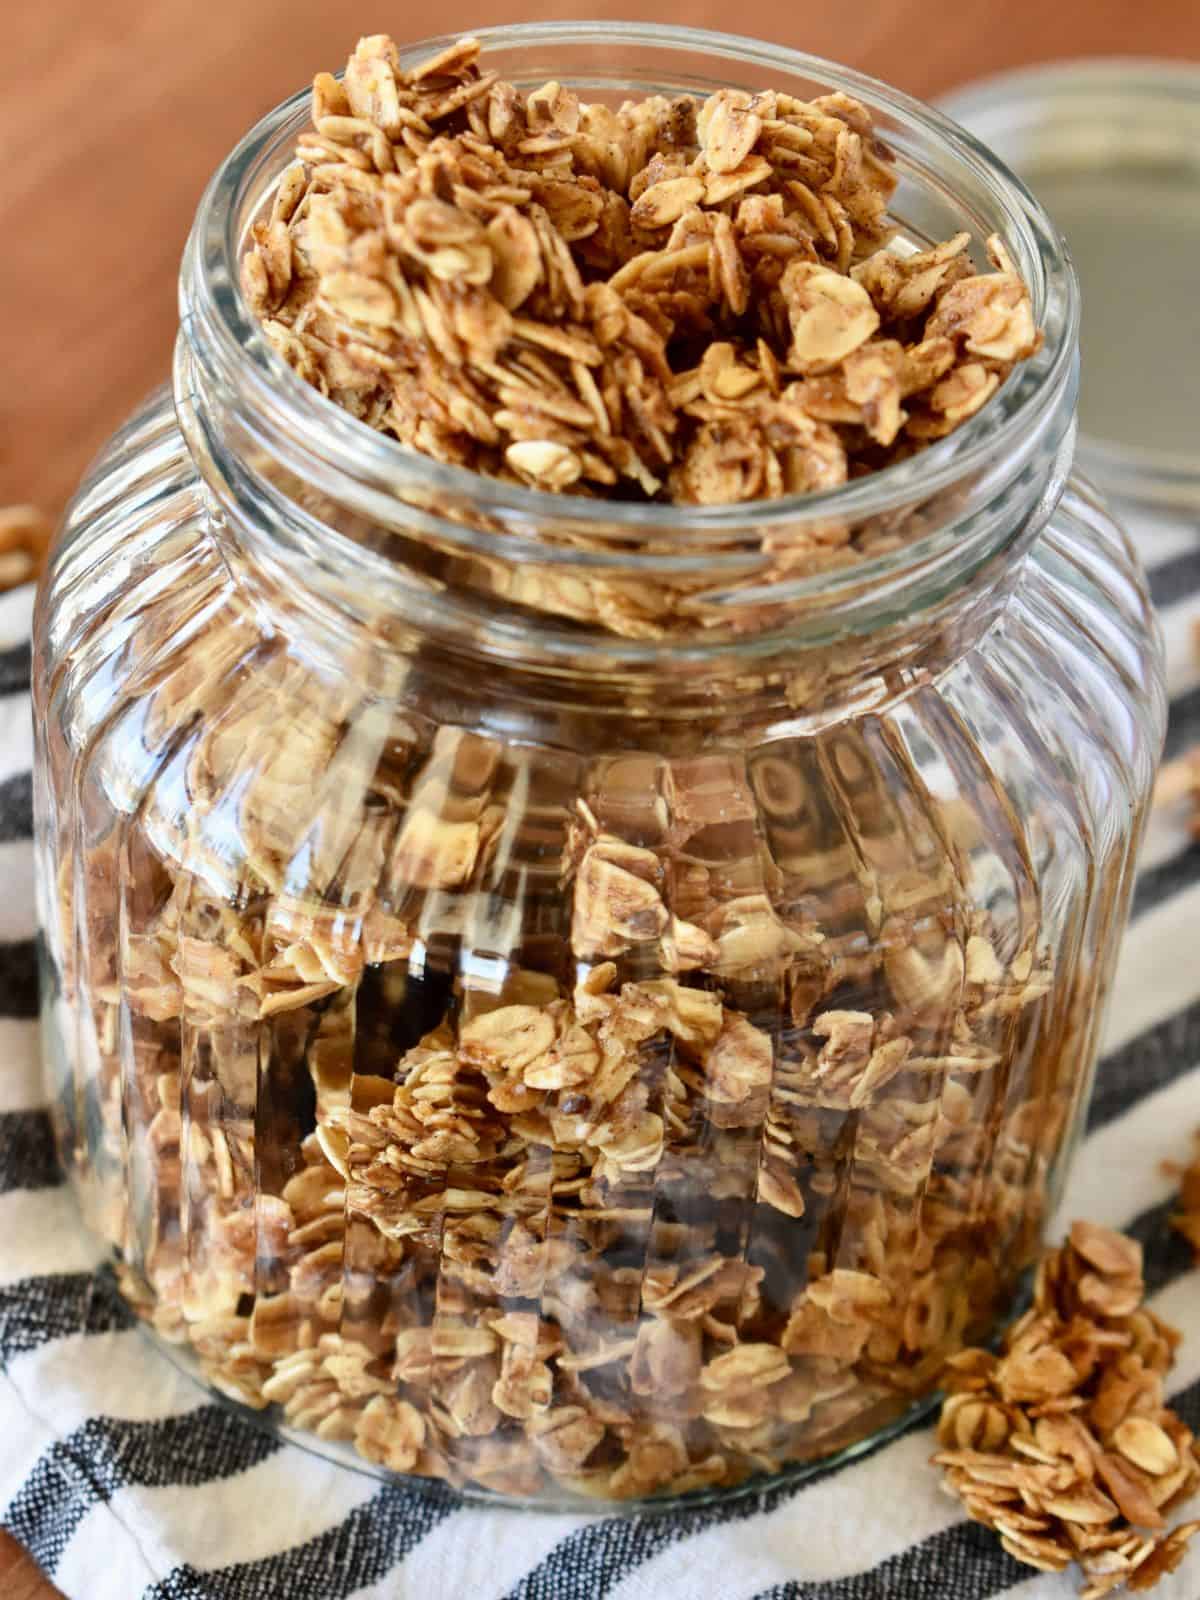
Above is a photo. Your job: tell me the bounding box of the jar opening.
[177,22,1080,663]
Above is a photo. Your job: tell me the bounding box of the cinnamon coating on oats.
[243,34,1040,510]
[935,1223,1200,1597]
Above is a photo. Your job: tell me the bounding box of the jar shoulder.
[35,412,1166,804]
[1000,476,1168,781]
[34,388,209,704]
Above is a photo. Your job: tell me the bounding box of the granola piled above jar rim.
[243,34,1041,517]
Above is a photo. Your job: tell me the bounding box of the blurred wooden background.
[1,1,1197,1594]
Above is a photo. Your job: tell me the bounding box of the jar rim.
[184,19,1080,552]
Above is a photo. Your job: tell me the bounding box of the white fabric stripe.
[1128,510,1200,572]
[1,1337,202,1600]
[0,693,32,788]
[0,1187,104,1286]
[1059,1065,1200,1229]
[1161,587,1200,701]
[380,1504,595,1600]
[3,1328,206,1441]
[46,1536,162,1600]
[0,1018,42,1111]
[0,1330,208,1549]
[56,1443,377,1595]
[0,586,35,651]
[0,1369,69,1521]
[1139,805,1192,877]
[1101,881,1200,1056]
[0,1369,165,1600]
[0,837,37,942]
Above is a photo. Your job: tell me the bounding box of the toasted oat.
[0,504,53,590]
[935,1222,1200,1596]
[1153,751,1200,843]
[1166,1129,1200,1258]
[244,33,1040,521]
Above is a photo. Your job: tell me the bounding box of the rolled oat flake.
[940,61,1200,511]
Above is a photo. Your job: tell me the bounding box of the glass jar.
[34,23,1166,1508]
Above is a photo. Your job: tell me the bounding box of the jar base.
[131,1295,945,1516]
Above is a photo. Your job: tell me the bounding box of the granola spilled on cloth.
[934,1222,1200,1597]
[243,34,1041,511]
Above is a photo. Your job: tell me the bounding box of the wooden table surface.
[3,1,1197,1593]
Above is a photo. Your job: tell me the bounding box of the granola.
[243,35,1039,519]
[935,1223,1200,1597]
[61,624,1077,1502]
[0,504,53,592]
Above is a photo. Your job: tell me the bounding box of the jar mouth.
[184,19,1079,558]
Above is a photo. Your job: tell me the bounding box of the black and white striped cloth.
[3,509,1200,1600]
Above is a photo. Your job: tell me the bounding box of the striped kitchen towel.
[3,510,1200,1600]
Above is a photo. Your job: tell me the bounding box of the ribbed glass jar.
[33,23,1166,1509]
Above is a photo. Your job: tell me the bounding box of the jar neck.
[174,22,1080,720]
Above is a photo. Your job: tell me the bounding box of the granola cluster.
[243,35,1040,515]
[935,1223,1200,1597]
